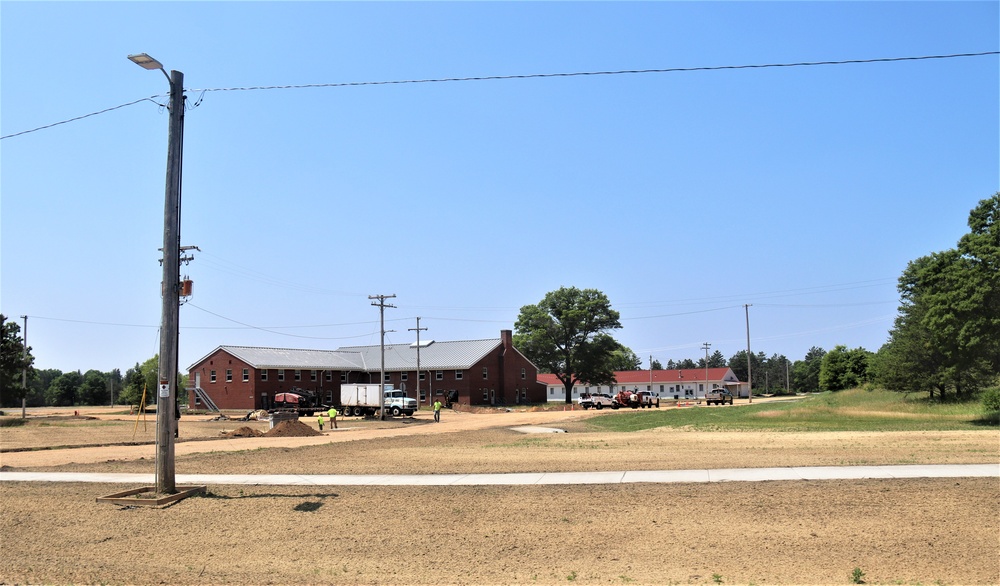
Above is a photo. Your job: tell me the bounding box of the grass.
[585,388,996,433]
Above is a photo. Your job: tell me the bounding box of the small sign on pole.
[159,383,170,398]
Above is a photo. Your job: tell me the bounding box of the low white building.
[539,368,747,402]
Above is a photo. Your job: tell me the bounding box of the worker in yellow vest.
[317,412,324,431]
[433,399,443,423]
[328,406,338,429]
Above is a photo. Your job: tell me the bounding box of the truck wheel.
[595,403,603,410]
[391,407,401,417]
[352,406,362,417]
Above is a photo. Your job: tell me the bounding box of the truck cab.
[383,389,417,417]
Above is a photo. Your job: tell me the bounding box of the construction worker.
[433,399,442,423]
[328,406,338,429]
[317,412,324,431]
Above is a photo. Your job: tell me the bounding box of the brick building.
[187,330,541,411]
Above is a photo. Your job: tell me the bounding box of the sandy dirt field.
[1,404,998,585]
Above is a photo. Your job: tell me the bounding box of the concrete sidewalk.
[1,464,996,486]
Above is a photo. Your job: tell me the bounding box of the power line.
[1,96,164,140]
[190,52,998,94]
[3,51,995,140]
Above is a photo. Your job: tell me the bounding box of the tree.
[0,315,35,408]
[876,195,1000,399]
[650,358,663,370]
[46,371,83,406]
[514,287,622,404]
[792,347,826,393]
[77,370,109,406]
[120,357,158,407]
[607,343,642,371]
[819,345,873,391]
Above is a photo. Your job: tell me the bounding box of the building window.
[435,371,443,381]
[482,389,489,401]
[340,372,347,382]
[384,372,392,382]
[210,370,216,383]
[243,369,249,382]
[455,370,463,380]
[278,370,285,382]
[482,367,488,380]
[225,369,233,383]
[419,372,426,381]
[310,370,317,382]
[521,388,527,400]
[261,369,268,382]
[419,388,426,402]
[325,371,332,382]
[401,372,408,381]
[521,368,526,379]
[294,370,301,381]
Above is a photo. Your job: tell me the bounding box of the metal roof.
[210,346,368,370]
[191,338,504,372]
[337,338,502,371]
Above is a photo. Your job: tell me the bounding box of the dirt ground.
[1,404,998,585]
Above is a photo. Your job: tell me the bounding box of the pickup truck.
[705,389,734,405]
[576,393,615,410]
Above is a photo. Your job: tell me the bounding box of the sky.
[2,2,998,376]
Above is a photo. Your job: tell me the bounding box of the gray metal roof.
[336,338,502,371]
[192,338,504,372]
[208,346,367,371]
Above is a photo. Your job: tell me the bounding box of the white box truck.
[339,384,417,417]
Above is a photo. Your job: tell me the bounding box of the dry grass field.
[1,404,997,585]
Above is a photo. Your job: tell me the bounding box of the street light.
[129,52,184,494]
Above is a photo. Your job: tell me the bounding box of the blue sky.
[2,2,997,375]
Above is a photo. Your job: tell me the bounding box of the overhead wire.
[3,52,996,140]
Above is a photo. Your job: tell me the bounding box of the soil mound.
[264,420,321,437]
[224,426,265,438]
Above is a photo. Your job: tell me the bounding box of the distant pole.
[21,315,27,419]
[702,342,711,397]
[409,317,427,405]
[744,304,752,404]
[370,294,396,420]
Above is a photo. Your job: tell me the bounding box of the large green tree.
[792,347,826,393]
[0,315,35,408]
[819,345,873,391]
[876,194,1000,399]
[607,342,642,371]
[514,287,622,404]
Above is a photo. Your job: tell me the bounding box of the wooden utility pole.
[409,317,427,404]
[370,294,396,420]
[21,315,27,419]
[744,304,752,404]
[702,342,711,396]
[156,68,185,494]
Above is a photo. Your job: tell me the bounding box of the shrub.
[981,386,1000,413]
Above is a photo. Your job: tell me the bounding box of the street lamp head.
[128,53,164,71]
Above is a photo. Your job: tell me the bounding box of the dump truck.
[339,384,418,417]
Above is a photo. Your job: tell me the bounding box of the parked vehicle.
[340,384,417,417]
[613,390,658,409]
[271,387,328,416]
[577,393,615,410]
[705,389,734,405]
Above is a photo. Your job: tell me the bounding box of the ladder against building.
[193,387,220,412]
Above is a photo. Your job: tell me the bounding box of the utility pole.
[370,294,396,420]
[129,53,185,494]
[744,304,752,404]
[21,315,27,419]
[409,317,427,405]
[702,342,711,397]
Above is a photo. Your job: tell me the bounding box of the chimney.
[501,329,513,349]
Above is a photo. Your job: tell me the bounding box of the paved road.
[2,464,996,486]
